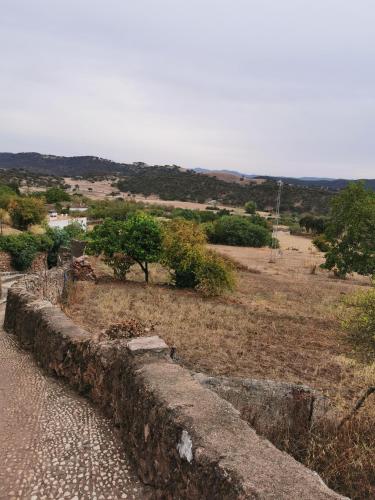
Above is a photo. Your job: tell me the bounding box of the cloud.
[1,0,374,177]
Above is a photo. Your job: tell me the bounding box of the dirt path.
[0,304,145,500]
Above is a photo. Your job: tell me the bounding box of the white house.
[48,216,87,230]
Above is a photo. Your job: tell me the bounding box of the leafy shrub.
[104,253,135,280]
[0,233,51,271]
[46,223,86,268]
[244,200,257,214]
[341,288,375,350]
[8,197,47,230]
[207,215,272,247]
[313,234,330,252]
[162,219,235,295]
[195,250,235,296]
[269,237,280,249]
[0,184,18,209]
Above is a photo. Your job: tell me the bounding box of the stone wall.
[195,374,331,455]
[4,279,343,499]
[22,267,67,305]
[29,252,47,274]
[0,251,13,272]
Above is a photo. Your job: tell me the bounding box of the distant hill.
[193,167,375,191]
[117,165,334,214]
[258,175,375,191]
[1,152,372,214]
[0,152,136,176]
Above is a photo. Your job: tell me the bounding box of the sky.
[1,0,375,178]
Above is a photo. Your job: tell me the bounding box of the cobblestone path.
[0,305,145,500]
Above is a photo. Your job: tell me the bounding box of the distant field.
[64,177,248,213]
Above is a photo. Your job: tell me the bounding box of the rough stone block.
[127,335,170,357]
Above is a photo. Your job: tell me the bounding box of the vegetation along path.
[0,302,145,500]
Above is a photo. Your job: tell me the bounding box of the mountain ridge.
[0,152,372,213]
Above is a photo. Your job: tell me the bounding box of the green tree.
[0,184,18,209]
[8,197,47,230]
[45,187,71,203]
[207,215,272,247]
[123,213,162,283]
[88,214,162,282]
[244,200,257,214]
[323,183,375,278]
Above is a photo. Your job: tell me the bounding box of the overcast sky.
[1,1,375,178]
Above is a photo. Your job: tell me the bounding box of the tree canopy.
[8,197,47,230]
[88,213,162,282]
[323,182,375,278]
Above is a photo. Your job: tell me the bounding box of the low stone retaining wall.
[4,279,344,499]
[195,374,331,455]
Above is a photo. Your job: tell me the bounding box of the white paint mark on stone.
[177,430,193,463]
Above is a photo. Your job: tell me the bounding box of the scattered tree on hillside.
[323,183,375,278]
[299,215,326,234]
[44,187,71,203]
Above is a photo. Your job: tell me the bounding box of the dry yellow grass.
[67,239,375,500]
[0,225,22,235]
[65,248,374,499]
[66,258,372,409]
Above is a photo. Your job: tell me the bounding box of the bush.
[313,234,330,252]
[0,233,51,271]
[207,215,272,247]
[244,200,257,214]
[104,253,135,280]
[46,223,86,268]
[195,250,235,296]
[162,219,235,296]
[341,288,375,350]
[0,184,18,209]
[8,197,47,230]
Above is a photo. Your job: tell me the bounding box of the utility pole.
[269,180,283,263]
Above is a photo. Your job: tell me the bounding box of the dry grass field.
[65,233,374,498]
[66,233,372,410]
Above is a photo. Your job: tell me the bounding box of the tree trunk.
[144,262,149,283]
